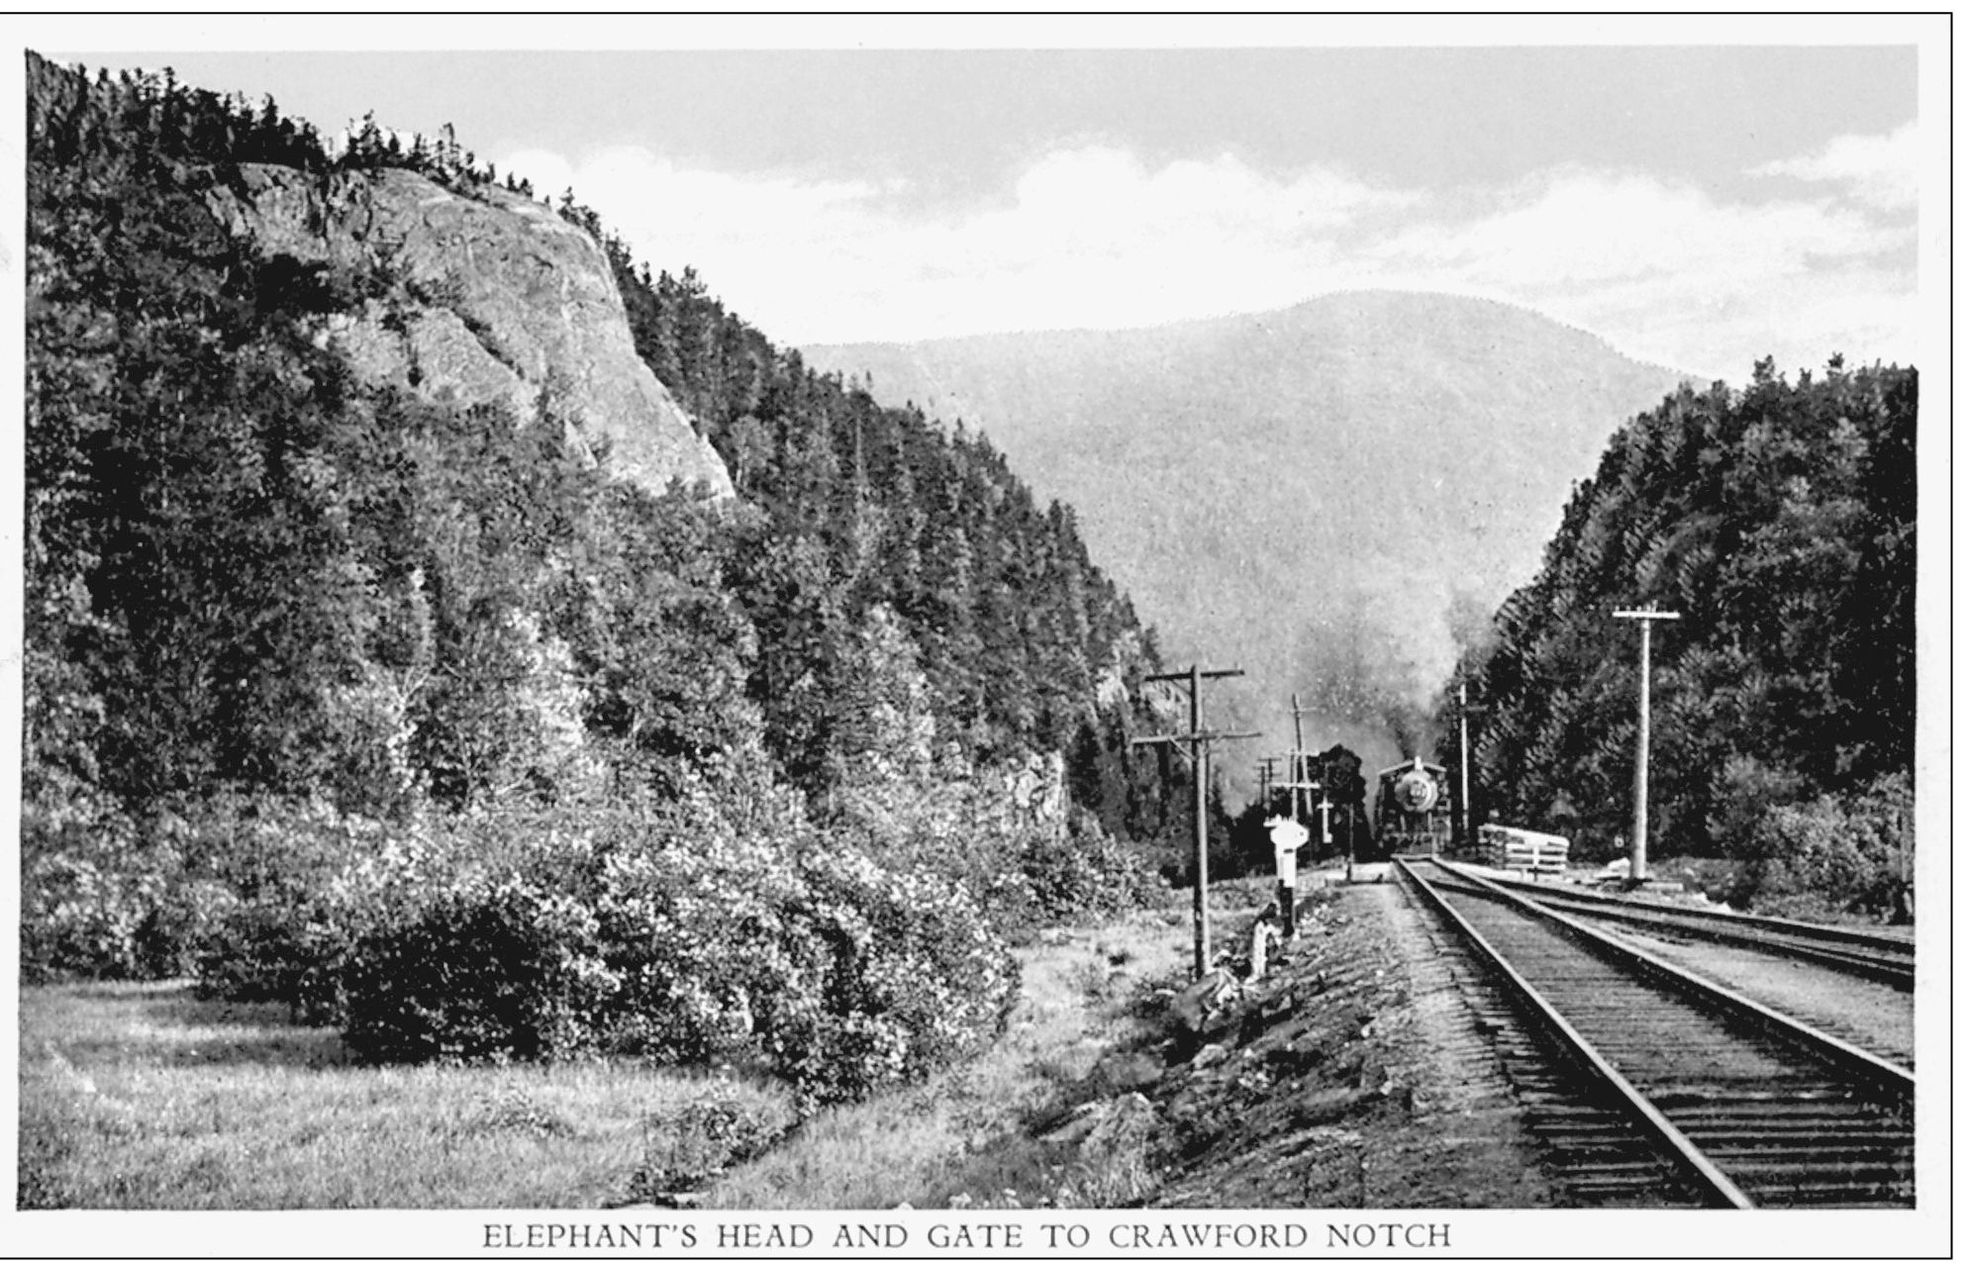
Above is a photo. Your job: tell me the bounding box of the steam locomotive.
[1374,756,1454,856]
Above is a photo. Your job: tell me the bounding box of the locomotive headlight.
[1396,770,1439,813]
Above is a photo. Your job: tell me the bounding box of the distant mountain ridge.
[806,292,1694,783]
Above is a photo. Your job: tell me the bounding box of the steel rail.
[1456,863,1914,954]
[1542,903,1909,990]
[1444,865,1914,991]
[1393,857,1755,1208]
[1432,861,1915,1102]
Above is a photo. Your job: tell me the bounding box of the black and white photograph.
[6,13,1949,1260]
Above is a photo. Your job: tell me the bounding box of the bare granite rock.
[206,164,733,500]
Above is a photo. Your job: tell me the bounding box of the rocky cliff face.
[206,164,732,499]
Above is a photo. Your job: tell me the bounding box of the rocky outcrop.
[206,164,732,499]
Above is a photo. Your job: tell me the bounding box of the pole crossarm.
[1130,733,1196,766]
[1613,610,1684,621]
[1131,730,1258,769]
[1131,729,1260,746]
[1146,668,1245,684]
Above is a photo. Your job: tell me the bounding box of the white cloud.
[1750,123,1918,211]
[499,141,1917,385]
[1371,170,1889,286]
[503,145,883,250]
[1358,168,1914,378]
[499,143,1407,344]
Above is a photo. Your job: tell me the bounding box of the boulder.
[1040,1102,1102,1146]
[1084,1092,1159,1152]
[1293,1086,1373,1127]
[1092,1050,1165,1094]
[1170,968,1236,1036]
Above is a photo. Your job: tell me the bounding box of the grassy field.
[18,893,1228,1209]
[18,981,793,1209]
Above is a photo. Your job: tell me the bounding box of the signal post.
[1265,814,1309,938]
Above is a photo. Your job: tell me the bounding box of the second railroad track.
[1448,863,1915,991]
[1396,857,1914,1208]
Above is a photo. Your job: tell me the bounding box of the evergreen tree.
[1457,360,1915,862]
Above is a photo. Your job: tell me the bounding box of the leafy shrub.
[20,788,261,981]
[188,799,616,1024]
[134,874,243,981]
[794,848,1020,1102]
[1017,809,1156,927]
[593,798,1020,1102]
[342,874,617,1062]
[837,769,1157,936]
[21,797,169,981]
[1706,754,1808,854]
[1726,772,1913,923]
[185,799,403,1018]
[106,771,1024,1104]
[593,825,829,1073]
[320,786,1020,1105]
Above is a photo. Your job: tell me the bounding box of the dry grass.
[18,981,788,1209]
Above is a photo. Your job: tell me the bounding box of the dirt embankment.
[1044,873,1557,1208]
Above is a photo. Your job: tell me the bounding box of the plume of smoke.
[1291,587,1445,769]
[1382,700,1429,761]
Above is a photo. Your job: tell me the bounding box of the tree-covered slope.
[26,50,1162,826]
[24,52,1179,1083]
[1458,358,1915,917]
[27,53,749,821]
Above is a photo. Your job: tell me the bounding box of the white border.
[1,12,1951,1261]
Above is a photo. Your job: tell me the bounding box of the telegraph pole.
[1453,681,1487,851]
[1613,609,1681,883]
[1135,665,1256,979]
[1256,756,1282,809]
[1289,692,1315,825]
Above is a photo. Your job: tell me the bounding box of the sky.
[46,24,1936,384]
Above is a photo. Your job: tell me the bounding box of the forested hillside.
[593,255,1157,804]
[1457,359,1916,920]
[806,295,1690,782]
[24,53,1175,1102]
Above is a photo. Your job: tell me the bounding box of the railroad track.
[1397,857,1914,1208]
[1450,863,1915,991]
